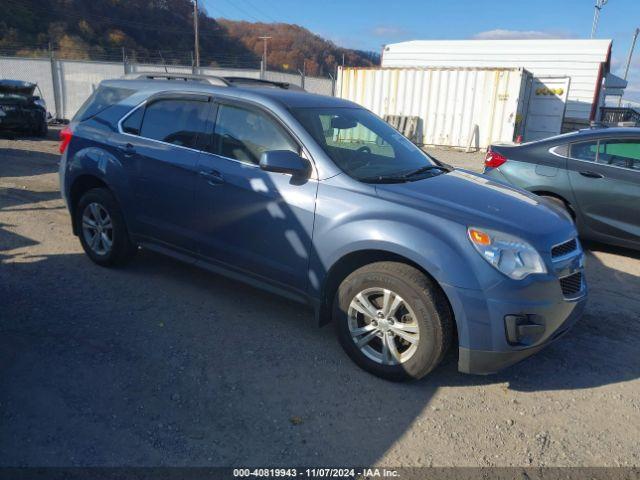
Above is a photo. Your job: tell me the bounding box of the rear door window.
[74,86,135,122]
[139,99,210,149]
[597,139,640,170]
[569,141,598,162]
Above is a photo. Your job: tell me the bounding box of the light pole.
[193,0,200,68]
[259,36,271,78]
[618,27,640,107]
[591,0,608,38]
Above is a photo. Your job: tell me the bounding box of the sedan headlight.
[468,227,547,280]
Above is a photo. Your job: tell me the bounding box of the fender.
[65,125,136,232]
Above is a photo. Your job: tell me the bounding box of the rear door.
[566,137,640,245]
[193,99,318,295]
[114,93,212,250]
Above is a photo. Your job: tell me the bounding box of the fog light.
[505,315,545,345]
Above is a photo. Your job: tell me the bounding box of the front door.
[193,100,318,295]
[567,138,640,246]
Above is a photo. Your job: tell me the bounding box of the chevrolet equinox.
[59,74,587,380]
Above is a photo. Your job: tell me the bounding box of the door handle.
[117,143,136,157]
[579,171,604,179]
[199,170,225,185]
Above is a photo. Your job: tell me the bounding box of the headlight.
[468,227,547,280]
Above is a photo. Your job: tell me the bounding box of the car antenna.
[158,51,169,73]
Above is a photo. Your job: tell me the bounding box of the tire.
[75,187,136,267]
[541,195,574,221]
[333,261,453,381]
[38,120,48,138]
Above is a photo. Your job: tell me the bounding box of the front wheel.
[333,262,453,381]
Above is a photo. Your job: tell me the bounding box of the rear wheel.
[75,188,136,267]
[334,262,453,381]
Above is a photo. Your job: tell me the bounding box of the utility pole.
[618,27,640,107]
[591,0,608,38]
[193,0,200,68]
[259,36,272,77]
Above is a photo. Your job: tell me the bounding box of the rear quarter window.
[569,141,598,162]
[73,86,136,122]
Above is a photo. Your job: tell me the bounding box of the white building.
[381,39,625,133]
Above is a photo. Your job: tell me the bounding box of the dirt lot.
[1,130,639,467]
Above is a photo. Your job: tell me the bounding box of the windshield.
[291,107,445,182]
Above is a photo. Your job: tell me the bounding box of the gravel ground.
[1,129,639,468]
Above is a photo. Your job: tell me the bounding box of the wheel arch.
[69,175,110,235]
[317,249,457,341]
[531,190,576,219]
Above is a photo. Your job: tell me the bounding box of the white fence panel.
[0,56,56,118]
[58,60,124,119]
[130,64,193,74]
[1,55,338,120]
[264,71,303,87]
[200,67,261,79]
[304,76,334,96]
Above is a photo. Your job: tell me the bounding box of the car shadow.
[2,143,639,466]
[0,125,60,142]
[1,242,639,466]
[0,148,61,178]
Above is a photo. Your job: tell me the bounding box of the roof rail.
[123,72,306,91]
[124,72,230,87]
[223,77,304,91]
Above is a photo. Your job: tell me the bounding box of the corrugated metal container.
[381,39,612,124]
[337,66,531,149]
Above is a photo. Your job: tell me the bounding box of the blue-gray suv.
[59,74,587,380]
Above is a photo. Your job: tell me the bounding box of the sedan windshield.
[291,107,449,182]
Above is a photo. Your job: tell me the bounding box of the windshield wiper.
[402,164,453,177]
[359,164,453,184]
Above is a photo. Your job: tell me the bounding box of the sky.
[201,0,640,103]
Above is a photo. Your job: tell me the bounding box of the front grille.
[560,272,583,297]
[552,238,577,258]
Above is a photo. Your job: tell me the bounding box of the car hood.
[375,169,576,248]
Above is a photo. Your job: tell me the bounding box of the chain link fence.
[0,52,335,120]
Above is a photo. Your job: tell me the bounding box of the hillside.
[0,0,378,76]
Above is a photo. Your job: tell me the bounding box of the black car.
[0,79,48,136]
[484,127,640,251]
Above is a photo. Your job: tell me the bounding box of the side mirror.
[259,150,310,177]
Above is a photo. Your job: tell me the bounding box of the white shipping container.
[337,66,531,149]
[381,39,612,124]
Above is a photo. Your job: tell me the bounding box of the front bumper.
[442,259,587,375]
[457,296,586,374]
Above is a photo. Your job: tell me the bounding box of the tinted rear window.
[73,86,135,122]
[139,99,209,149]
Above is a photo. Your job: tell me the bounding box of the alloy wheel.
[82,202,113,256]
[347,287,420,365]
